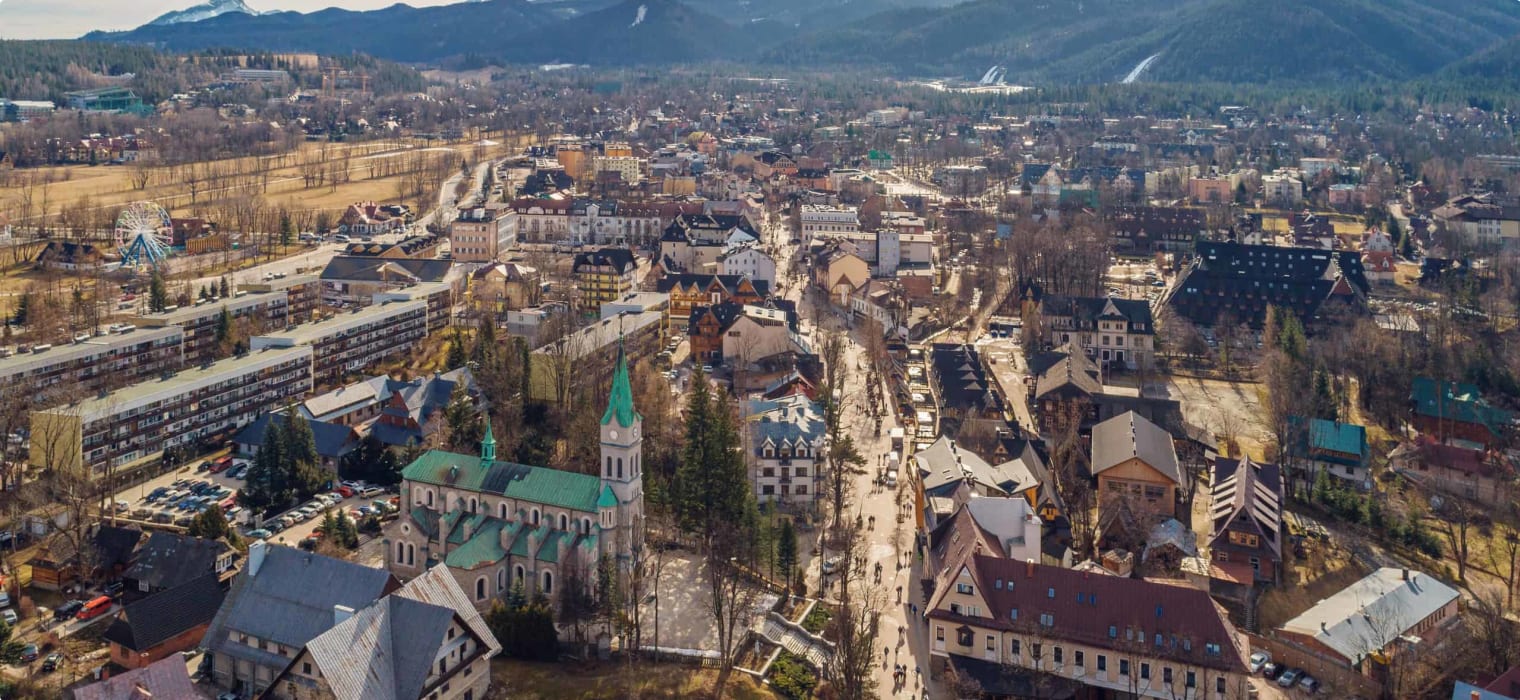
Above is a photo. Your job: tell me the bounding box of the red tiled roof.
[930,556,1247,673]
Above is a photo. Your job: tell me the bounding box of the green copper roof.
[402,449,603,512]
[537,530,568,564]
[600,340,641,428]
[597,484,618,509]
[444,518,508,569]
[480,414,496,464]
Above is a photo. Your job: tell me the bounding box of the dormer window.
[763,446,774,458]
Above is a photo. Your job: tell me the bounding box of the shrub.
[769,650,818,700]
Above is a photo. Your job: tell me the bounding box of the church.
[384,343,645,611]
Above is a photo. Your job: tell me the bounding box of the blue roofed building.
[384,342,644,613]
[1287,416,1370,488]
[744,394,826,509]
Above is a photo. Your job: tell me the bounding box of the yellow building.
[571,248,638,310]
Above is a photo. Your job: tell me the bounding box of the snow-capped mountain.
[148,0,260,26]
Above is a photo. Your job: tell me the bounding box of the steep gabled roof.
[1280,567,1459,665]
[1091,411,1181,485]
[1208,457,1283,559]
[103,573,224,653]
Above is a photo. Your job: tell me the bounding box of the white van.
[885,470,899,488]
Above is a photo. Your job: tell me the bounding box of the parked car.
[1,609,16,625]
[246,529,272,540]
[1248,651,1269,674]
[334,485,354,498]
[195,461,211,472]
[103,580,124,597]
[821,556,842,575]
[1261,662,1282,680]
[1277,668,1303,688]
[53,600,83,621]
[41,652,61,672]
[359,486,384,498]
[1299,675,1321,693]
[20,643,38,661]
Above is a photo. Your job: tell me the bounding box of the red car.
[207,456,234,474]
[334,486,354,498]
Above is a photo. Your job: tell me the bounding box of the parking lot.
[109,457,397,551]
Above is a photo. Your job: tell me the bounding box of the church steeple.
[601,337,640,428]
[479,413,496,468]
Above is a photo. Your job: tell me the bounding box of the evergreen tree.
[219,276,230,298]
[242,419,289,512]
[187,504,240,547]
[215,306,234,346]
[777,518,798,591]
[148,270,169,313]
[11,293,29,325]
[285,409,320,470]
[443,386,481,452]
[445,332,468,370]
[673,375,757,550]
[279,211,294,249]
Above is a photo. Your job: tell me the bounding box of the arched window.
[469,497,478,513]
[425,490,434,507]
[395,541,405,563]
[606,456,612,477]
[542,571,553,595]
[406,543,415,566]
[617,458,623,479]
[499,503,508,519]
[531,509,540,525]
[515,565,525,583]
[558,514,568,530]
[476,578,486,601]
[582,518,591,534]
[498,568,506,592]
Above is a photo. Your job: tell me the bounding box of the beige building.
[927,555,1251,699]
[592,156,642,184]
[449,206,514,263]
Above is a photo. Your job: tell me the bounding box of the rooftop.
[0,325,182,378]
[39,346,311,421]
[253,300,426,347]
[1280,567,1459,665]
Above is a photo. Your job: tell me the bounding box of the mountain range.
[89,0,1520,86]
[148,0,261,26]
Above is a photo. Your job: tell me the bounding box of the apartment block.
[0,326,184,406]
[800,205,859,245]
[244,275,322,326]
[373,281,460,333]
[449,206,514,263]
[30,346,313,473]
[135,291,290,365]
[251,300,428,385]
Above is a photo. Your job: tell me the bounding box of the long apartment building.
[800,205,859,246]
[0,326,184,406]
[251,300,428,385]
[30,346,314,473]
[135,290,290,365]
[243,275,322,326]
[373,281,459,333]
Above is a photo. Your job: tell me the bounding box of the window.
[475,578,486,601]
[1229,531,1260,547]
[985,635,995,652]
[1074,650,1084,668]
[1108,625,1117,638]
[1009,608,1018,621]
[1052,646,1063,665]
[1205,642,1221,656]
[1097,655,1107,672]
[762,485,775,495]
[1039,613,1053,627]
[1186,670,1196,688]
[935,626,944,643]
[1010,639,1020,657]
[1047,587,1055,598]
[956,583,973,594]
[994,579,1002,590]
[542,571,552,595]
[1163,667,1173,684]
[302,662,312,675]
[1140,663,1150,680]
[1120,659,1130,676]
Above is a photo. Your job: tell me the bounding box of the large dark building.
[1162,242,1369,328]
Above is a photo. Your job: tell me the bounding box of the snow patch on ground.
[630,3,647,27]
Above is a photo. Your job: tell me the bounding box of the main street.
[775,217,937,699]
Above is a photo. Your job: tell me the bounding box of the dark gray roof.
[1090,411,1181,484]
[572,247,637,274]
[70,656,197,700]
[319,255,455,283]
[123,531,233,591]
[234,412,357,459]
[103,573,224,652]
[304,595,453,700]
[202,544,396,661]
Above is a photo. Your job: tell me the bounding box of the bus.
[76,596,112,621]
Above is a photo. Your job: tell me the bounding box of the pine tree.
[242,419,289,513]
[777,518,798,591]
[285,409,320,470]
[11,293,29,325]
[279,211,294,250]
[148,270,168,313]
[446,332,468,370]
[215,306,233,346]
[219,276,230,298]
[674,377,757,549]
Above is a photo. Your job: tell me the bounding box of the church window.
[617,458,623,479]
[515,565,525,583]
[606,456,612,477]
[531,509,540,525]
[475,578,486,601]
[425,490,434,507]
[559,514,568,530]
[542,571,553,595]
[499,503,508,519]
[469,497,478,513]
[396,541,405,563]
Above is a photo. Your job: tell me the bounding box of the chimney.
[1321,621,1328,632]
[334,604,355,626]
[1025,559,1035,578]
[248,540,268,577]
[1402,568,1410,581]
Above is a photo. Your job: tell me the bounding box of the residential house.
[34,240,108,270]
[1041,295,1155,371]
[201,542,402,696]
[527,310,662,403]
[927,498,1054,577]
[122,531,238,597]
[1091,411,1183,541]
[1362,228,1397,283]
[1162,241,1370,328]
[297,369,474,429]
[469,262,542,315]
[344,234,444,260]
[1453,666,1520,700]
[744,394,825,507]
[928,344,1004,430]
[913,436,1056,531]
[926,556,1251,699]
[723,305,806,372]
[263,565,501,700]
[811,245,870,306]
[687,302,744,364]
[28,525,143,591]
[1431,193,1520,249]
[0,325,184,411]
[659,213,759,272]
[388,345,646,610]
[104,574,226,669]
[1410,377,1512,450]
[1107,207,1204,254]
[1207,457,1284,584]
[571,248,639,310]
[1278,568,1460,680]
[250,303,426,387]
[133,290,292,366]
[799,205,859,246]
[719,244,777,287]
[337,202,407,236]
[656,272,768,320]
[70,655,199,700]
[1285,416,1369,488]
[1262,174,1304,206]
[318,256,459,306]
[235,413,359,469]
[1390,438,1516,508]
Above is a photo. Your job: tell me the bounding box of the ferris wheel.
[115,201,172,269]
